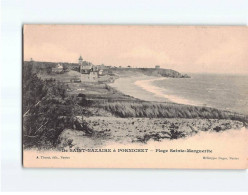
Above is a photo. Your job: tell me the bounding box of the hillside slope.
[109,67,190,78]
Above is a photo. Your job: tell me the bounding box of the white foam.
[134,77,202,106]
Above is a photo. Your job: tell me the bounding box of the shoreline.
[109,76,201,106]
[134,77,202,106]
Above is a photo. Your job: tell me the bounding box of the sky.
[24,25,248,74]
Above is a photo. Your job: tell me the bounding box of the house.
[52,63,63,73]
[78,56,98,82]
[155,65,160,69]
[98,69,104,76]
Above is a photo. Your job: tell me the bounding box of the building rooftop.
[81,66,92,70]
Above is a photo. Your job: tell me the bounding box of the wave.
[134,77,202,106]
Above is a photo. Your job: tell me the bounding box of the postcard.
[23,25,248,168]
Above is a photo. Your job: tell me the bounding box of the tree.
[23,63,92,149]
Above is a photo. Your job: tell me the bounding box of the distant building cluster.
[78,55,100,82]
[29,56,165,83]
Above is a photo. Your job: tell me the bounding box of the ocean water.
[143,74,248,115]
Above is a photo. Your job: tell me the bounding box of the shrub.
[23,63,91,149]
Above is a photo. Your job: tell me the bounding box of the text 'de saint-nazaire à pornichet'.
[62,148,213,154]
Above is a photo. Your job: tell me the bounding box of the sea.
[134,73,248,115]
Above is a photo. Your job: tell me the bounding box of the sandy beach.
[25,69,248,150]
[109,76,201,106]
[58,116,245,148]
[109,76,163,102]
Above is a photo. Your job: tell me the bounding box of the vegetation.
[25,61,78,75]
[100,101,248,123]
[26,61,189,78]
[23,61,247,149]
[23,63,91,149]
[109,67,190,78]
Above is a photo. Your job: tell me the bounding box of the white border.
[1,0,248,192]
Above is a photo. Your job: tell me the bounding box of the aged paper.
[23,25,248,168]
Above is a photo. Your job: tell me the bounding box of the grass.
[100,101,248,123]
[35,68,248,124]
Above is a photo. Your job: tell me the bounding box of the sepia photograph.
[22,25,248,168]
[3,0,248,192]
